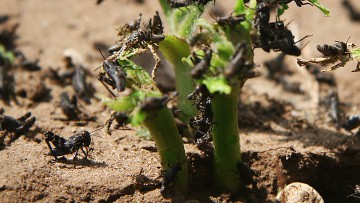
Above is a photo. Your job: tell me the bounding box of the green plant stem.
[174,61,197,122]
[211,84,242,194]
[143,107,188,196]
[159,36,197,123]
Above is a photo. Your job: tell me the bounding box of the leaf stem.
[211,84,242,194]
[143,107,188,196]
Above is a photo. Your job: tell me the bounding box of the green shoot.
[102,54,188,196]
[157,0,213,124]
[159,35,197,122]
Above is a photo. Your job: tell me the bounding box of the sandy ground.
[1,0,360,202]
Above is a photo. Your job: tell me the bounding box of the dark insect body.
[191,47,213,79]
[190,0,215,6]
[148,11,163,35]
[114,13,161,55]
[0,15,9,24]
[254,2,306,56]
[233,162,256,186]
[257,20,303,56]
[0,52,16,103]
[169,0,188,8]
[109,11,164,79]
[98,60,127,94]
[96,0,105,5]
[0,112,36,144]
[44,67,74,86]
[254,2,272,52]
[119,28,164,54]
[270,25,303,56]
[213,13,246,27]
[255,2,270,28]
[60,92,81,121]
[72,66,92,104]
[117,13,143,39]
[14,51,42,71]
[140,95,171,112]
[160,160,184,198]
[168,0,214,9]
[188,84,213,149]
[0,112,35,136]
[348,185,360,199]
[342,115,360,133]
[316,41,348,57]
[268,0,312,7]
[288,0,311,7]
[105,112,129,135]
[224,43,257,79]
[329,91,340,128]
[269,21,304,56]
[353,61,360,72]
[108,43,123,55]
[45,130,91,161]
[118,12,164,55]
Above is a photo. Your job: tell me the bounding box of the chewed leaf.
[169,5,203,38]
[202,77,231,94]
[308,0,330,16]
[131,108,147,126]
[159,35,190,65]
[102,96,137,112]
[102,90,144,112]
[350,47,360,60]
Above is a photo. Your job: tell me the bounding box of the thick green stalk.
[173,61,197,122]
[143,107,188,196]
[159,36,197,122]
[211,84,242,194]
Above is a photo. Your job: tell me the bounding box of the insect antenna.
[294,34,313,44]
[209,12,217,21]
[94,49,106,72]
[89,127,104,137]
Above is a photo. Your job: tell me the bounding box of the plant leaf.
[195,19,234,61]
[102,97,136,112]
[159,35,191,65]
[131,108,147,126]
[308,0,330,16]
[234,0,245,14]
[350,47,360,60]
[102,91,141,112]
[0,45,15,63]
[158,0,171,19]
[277,3,289,17]
[202,77,231,94]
